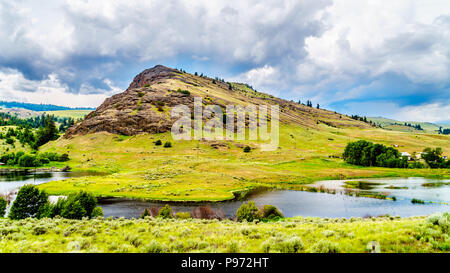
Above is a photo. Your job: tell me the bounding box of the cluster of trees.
[0,112,78,132]
[0,151,69,167]
[343,140,408,168]
[0,115,61,150]
[343,140,449,169]
[7,185,103,220]
[438,127,450,135]
[297,100,320,109]
[350,115,378,126]
[422,147,450,169]
[403,123,423,131]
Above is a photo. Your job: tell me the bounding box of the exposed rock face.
[127,65,179,90]
[65,65,192,137]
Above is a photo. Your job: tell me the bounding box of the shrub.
[143,240,164,253]
[37,154,50,165]
[277,236,304,253]
[0,197,7,217]
[176,89,190,96]
[61,200,86,220]
[236,201,260,222]
[32,225,47,235]
[141,208,151,218]
[260,205,284,220]
[163,141,172,148]
[226,241,239,253]
[155,140,162,146]
[311,240,340,253]
[59,153,70,162]
[411,198,425,204]
[9,185,49,219]
[175,212,191,219]
[18,154,40,167]
[91,206,104,218]
[243,146,251,153]
[158,204,173,219]
[58,191,98,219]
[5,137,14,145]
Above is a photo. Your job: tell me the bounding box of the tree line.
[0,112,78,132]
[343,140,449,169]
[0,115,64,150]
[0,151,69,167]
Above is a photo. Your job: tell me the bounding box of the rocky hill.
[65,65,371,137]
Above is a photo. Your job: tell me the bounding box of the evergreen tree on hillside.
[33,115,59,149]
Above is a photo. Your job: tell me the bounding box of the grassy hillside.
[0,215,447,253]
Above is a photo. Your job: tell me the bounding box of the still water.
[100,177,450,219]
[0,171,94,194]
[1,173,448,219]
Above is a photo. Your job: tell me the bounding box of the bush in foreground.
[236,201,260,222]
[260,205,284,220]
[9,185,49,219]
[158,204,173,219]
[0,197,7,217]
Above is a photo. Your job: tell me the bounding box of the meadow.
[0,213,448,253]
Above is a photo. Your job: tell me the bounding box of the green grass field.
[0,214,447,253]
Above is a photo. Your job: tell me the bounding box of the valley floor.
[0,215,447,253]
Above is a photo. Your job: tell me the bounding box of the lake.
[1,173,448,219]
[0,171,96,195]
[99,177,449,219]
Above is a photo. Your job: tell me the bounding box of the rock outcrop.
[65,65,192,137]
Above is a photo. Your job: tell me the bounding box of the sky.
[0,0,449,123]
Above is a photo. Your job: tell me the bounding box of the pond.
[99,177,450,219]
[1,173,448,219]
[0,171,97,195]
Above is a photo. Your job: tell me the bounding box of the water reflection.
[100,177,450,219]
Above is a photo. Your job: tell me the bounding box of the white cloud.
[0,69,117,107]
[395,103,450,123]
[0,0,449,121]
[337,101,450,123]
[304,0,450,85]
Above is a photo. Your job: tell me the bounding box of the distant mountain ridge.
[0,101,95,112]
[368,116,450,133]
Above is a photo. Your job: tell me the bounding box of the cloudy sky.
[1,0,449,123]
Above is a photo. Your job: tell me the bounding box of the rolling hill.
[38,65,450,202]
[368,117,450,133]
